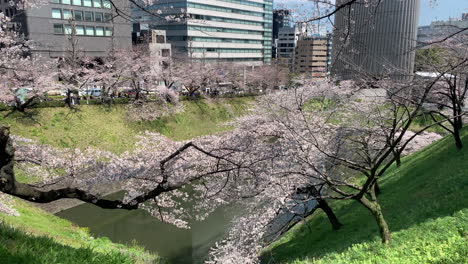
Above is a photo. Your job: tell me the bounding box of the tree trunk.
[65,90,73,108]
[358,196,391,244]
[305,185,343,230]
[453,118,463,149]
[453,130,463,150]
[317,198,343,230]
[393,150,401,167]
[375,181,381,196]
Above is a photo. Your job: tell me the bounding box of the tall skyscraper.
[133,0,273,65]
[6,0,131,59]
[331,0,421,80]
[272,9,291,58]
[273,9,290,41]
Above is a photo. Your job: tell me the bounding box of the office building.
[7,0,131,59]
[273,9,290,40]
[133,0,273,65]
[331,0,421,80]
[272,9,290,58]
[276,23,305,68]
[294,35,331,78]
[417,13,468,43]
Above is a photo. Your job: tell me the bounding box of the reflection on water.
[57,201,234,264]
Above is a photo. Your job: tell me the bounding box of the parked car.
[79,88,102,97]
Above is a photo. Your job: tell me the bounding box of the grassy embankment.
[263,128,468,263]
[0,97,253,264]
[0,97,253,153]
[0,198,158,264]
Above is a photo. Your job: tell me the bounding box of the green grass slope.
[0,98,252,153]
[0,198,159,264]
[264,129,468,264]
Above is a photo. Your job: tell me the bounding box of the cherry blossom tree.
[0,74,458,264]
[420,35,468,149]
[172,59,218,98]
[56,23,97,108]
[0,13,56,114]
[245,64,288,93]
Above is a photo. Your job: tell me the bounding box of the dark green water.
[57,202,234,264]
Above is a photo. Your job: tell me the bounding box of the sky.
[419,0,468,26]
[273,0,468,26]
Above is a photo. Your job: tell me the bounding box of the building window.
[84,11,93,21]
[53,24,63,34]
[64,25,72,34]
[63,9,72,19]
[94,12,103,22]
[50,0,60,3]
[72,0,81,5]
[83,0,92,7]
[73,10,83,20]
[75,25,84,35]
[105,27,112,36]
[103,0,111,8]
[93,0,101,8]
[95,26,104,36]
[62,0,70,4]
[51,8,62,19]
[85,26,94,35]
[103,13,112,22]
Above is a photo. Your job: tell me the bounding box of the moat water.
[57,199,235,264]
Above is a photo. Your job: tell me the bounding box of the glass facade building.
[133,0,273,65]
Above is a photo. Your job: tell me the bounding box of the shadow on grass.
[263,129,468,263]
[1,109,42,126]
[0,223,134,264]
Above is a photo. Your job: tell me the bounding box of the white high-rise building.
[133,0,273,65]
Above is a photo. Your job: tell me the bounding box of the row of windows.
[52,8,112,22]
[214,0,264,8]
[145,2,186,10]
[191,48,262,53]
[50,0,111,9]
[187,3,264,17]
[53,23,112,36]
[195,58,263,62]
[188,25,263,35]
[159,25,270,37]
[190,14,263,26]
[143,2,271,19]
[168,36,262,44]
